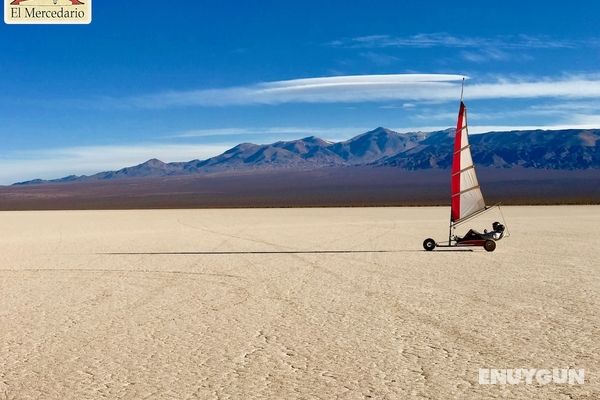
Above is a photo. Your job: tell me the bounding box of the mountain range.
[14,127,600,185]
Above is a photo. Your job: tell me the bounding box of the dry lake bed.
[0,206,598,399]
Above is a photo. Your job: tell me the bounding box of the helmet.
[492,221,505,232]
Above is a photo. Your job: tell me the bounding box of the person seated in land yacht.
[456,222,505,242]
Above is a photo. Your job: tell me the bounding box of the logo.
[5,0,92,24]
[478,368,585,385]
[11,1,85,4]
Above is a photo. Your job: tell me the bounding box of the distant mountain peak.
[300,135,327,142]
[356,126,398,137]
[141,158,166,166]
[373,126,395,133]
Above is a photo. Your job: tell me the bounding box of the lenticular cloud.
[263,74,467,90]
[253,74,467,104]
[126,73,600,108]
[129,74,467,108]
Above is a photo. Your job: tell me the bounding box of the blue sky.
[1,0,599,183]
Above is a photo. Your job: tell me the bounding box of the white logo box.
[5,0,92,25]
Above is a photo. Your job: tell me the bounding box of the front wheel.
[423,238,436,251]
[484,240,496,252]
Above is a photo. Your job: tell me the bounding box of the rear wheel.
[423,238,436,251]
[484,240,496,252]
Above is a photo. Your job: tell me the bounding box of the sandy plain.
[0,206,598,399]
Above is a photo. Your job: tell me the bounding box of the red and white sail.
[450,101,485,223]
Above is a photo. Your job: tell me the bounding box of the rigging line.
[451,202,501,227]
[498,204,511,238]
[452,165,475,176]
[451,185,481,196]
[453,144,471,155]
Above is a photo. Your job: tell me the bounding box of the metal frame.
[435,203,508,249]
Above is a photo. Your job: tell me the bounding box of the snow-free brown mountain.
[13,127,600,185]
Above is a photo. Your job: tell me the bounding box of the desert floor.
[0,206,598,399]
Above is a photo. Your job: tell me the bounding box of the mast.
[449,78,465,243]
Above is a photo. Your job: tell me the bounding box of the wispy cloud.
[408,98,600,130]
[0,144,230,185]
[460,48,513,63]
[328,33,594,50]
[116,74,600,108]
[358,51,400,66]
[329,33,599,63]
[466,76,600,99]
[123,74,466,108]
[529,100,600,113]
[168,126,369,141]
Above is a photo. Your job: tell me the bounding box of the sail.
[450,101,485,223]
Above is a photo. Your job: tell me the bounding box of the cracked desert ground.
[0,206,598,399]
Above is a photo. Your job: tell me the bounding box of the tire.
[423,238,436,251]
[484,240,496,252]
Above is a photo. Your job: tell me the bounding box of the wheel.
[484,240,496,252]
[423,238,436,251]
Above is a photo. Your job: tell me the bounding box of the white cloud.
[358,51,400,66]
[568,114,600,126]
[329,33,598,64]
[408,100,600,131]
[529,100,600,113]
[168,126,370,140]
[0,144,230,185]
[123,74,467,108]
[466,78,600,99]
[111,74,600,109]
[460,48,512,63]
[328,33,589,50]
